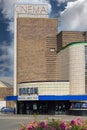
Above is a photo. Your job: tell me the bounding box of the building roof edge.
[57,42,87,54]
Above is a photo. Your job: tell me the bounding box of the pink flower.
[26,124,32,130]
[20,128,24,130]
[60,122,66,130]
[51,128,56,130]
[39,121,47,128]
[32,122,38,128]
[66,125,72,130]
[19,117,87,130]
[26,122,38,130]
[71,120,77,125]
[44,125,50,130]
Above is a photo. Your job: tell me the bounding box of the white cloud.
[0,0,51,33]
[60,0,87,31]
[0,0,51,83]
[56,0,75,4]
[1,0,51,20]
[57,0,68,3]
[56,0,76,4]
[0,42,14,77]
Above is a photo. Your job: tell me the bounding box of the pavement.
[0,113,87,130]
[0,113,87,121]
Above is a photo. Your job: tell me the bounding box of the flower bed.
[20,117,87,130]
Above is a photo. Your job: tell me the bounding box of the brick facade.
[0,87,14,108]
[17,18,58,83]
[57,31,87,51]
[0,88,13,100]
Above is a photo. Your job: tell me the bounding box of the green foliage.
[48,118,61,129]
[19,117,87,130]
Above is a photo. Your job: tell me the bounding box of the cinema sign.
[15,4,48,15]
[18,87,38,100]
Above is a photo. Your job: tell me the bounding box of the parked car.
[1,107,15,113]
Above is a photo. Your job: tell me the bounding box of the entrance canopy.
[39,95,87,100]
[5,95,87,101]
[5,96,18,101]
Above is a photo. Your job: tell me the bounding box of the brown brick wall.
[57,31,87,51]
[57,32,62,51]
[0,88,13,100]
[0,87,14,108]
[46,36,57,80]
[17,18,58,83]
[6,101,15,108]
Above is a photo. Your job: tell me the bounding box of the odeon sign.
[19,87,38,95]
[15,4,48,15]
[18,87,38,100]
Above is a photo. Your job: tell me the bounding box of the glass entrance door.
[17,100,70,115]
[18,101,26,114]
[55,101,69,115]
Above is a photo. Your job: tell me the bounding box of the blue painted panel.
[5,95,87,101]
[39,95,87,100]
[5,96,18,101]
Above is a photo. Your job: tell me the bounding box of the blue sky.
[0,0,87,84]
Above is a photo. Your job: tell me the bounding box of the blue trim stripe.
[5,96,18,101]
[5,95,87,101]
[39,95,87,100]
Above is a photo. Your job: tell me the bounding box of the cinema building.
[6,4,87,115]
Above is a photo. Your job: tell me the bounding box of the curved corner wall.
[69,44,85,94]
[57,42,87,95]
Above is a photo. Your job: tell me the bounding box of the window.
[50,48,55,52]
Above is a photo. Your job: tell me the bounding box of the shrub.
[19,117,87,130]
